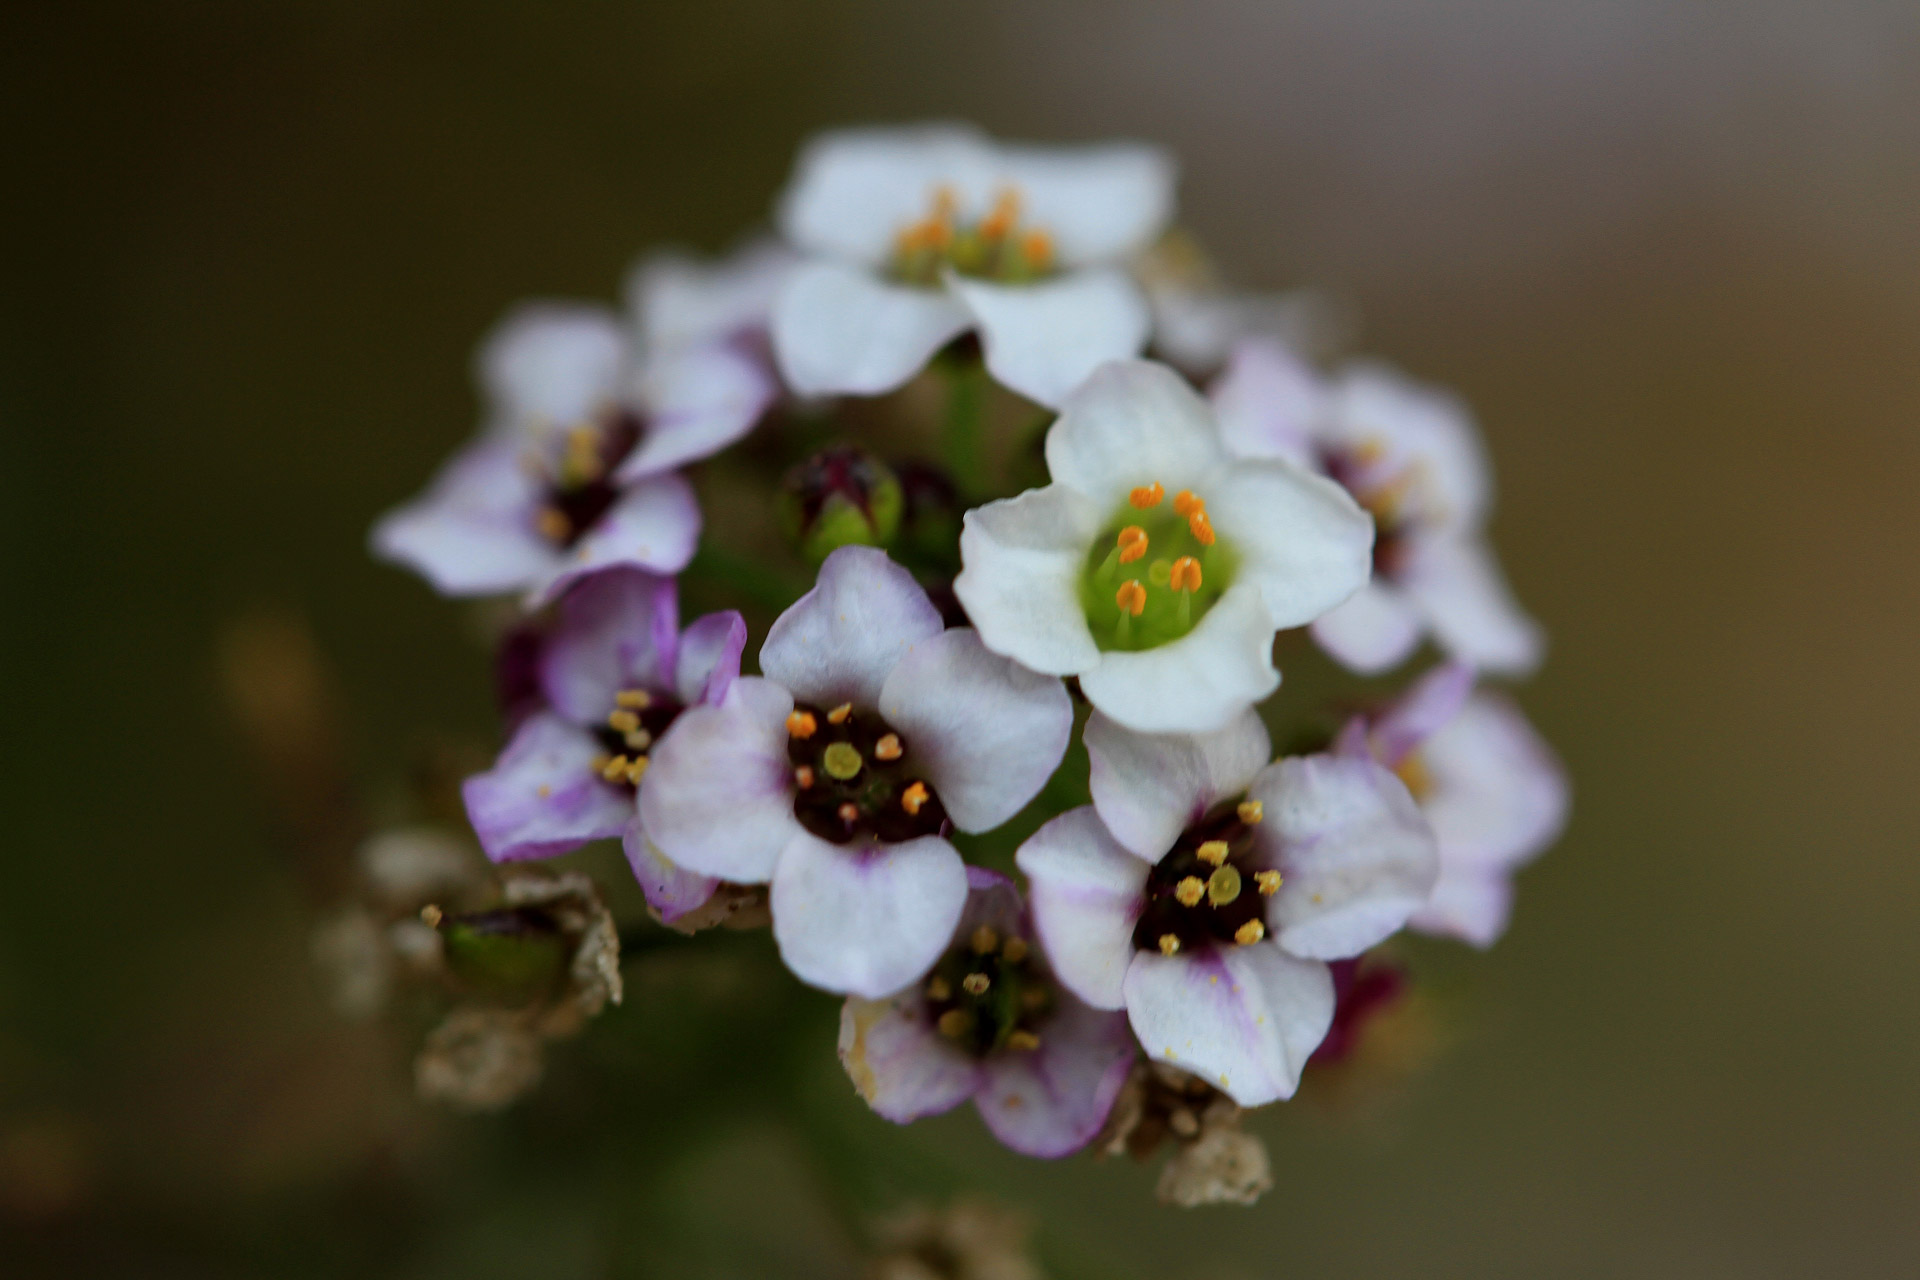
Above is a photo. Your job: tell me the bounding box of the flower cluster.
[367,122,1568,1201]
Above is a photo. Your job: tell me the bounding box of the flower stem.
[939,350,989,499]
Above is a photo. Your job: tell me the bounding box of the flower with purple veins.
[639,545,1074,998]
[1016,708,1437,1106]
[838,868,1136,1158]
[371,302,772,606]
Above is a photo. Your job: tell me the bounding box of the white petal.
[1077,584,1279,735]
[778,123,995,263]
[527,472,701,607]
[1411,867,1515,948]
[994,142,1175,266]
[1326,363,1491,534]
[537,568,677,724]
[622,822,721,925]
[462,712,633,863]
[1043,359,1228,503]
[1085,708,1271,860]
[1015,808,1148,1010]
[476,304,626,433]
[760,546,944,710]
[952,486,1103,676]
[771,261,971,398]
[1152,286,1329,374]
[879,629,1072,833]
[1123,944,1333,1107]
[370,440,556,596]
[1419,693,1569,876]
[1399,537,1543,675]
[1310,581,1425,675]
[974,995,1137,1158]
[948,270,1150,410]
[1207,459,1374,629]
[839,993,983,1122]
[1365,661,1475,768]
[672,610,749,708]
[1208,337,1324,466]
[771,832,969,998]
[636,677,801,884]
[626,238,796,349]
[614,344,773,481]
[1249,755,1439,960]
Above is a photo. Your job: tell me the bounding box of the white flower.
[770,123,1174,408]
[625,237,796,354]
[954,359,1372,734]
[1133,231,1336,374]
[1212,340,1542,674]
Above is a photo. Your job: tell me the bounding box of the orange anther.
[874,733,903,762]
[1115,580,1147,617]
[1129,482,1165,509]
[1169,555,1203,592]
[794,765,816,789]
[1172,489,1204,517]
[1188,510,1217,547]
[837,802,861,824]
[786,710,817,739]
[1020,229,1054,270]
[930,184,958,219]
[826,702,853,724]
[1117,525,1149,564]
[980,188,1020,238]
[901,781,930,816]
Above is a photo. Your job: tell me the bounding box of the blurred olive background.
[4,1,1918,1276]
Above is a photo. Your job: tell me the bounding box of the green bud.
[439,907,567,1003]
[779,446,903,565]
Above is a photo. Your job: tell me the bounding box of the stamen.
[615,690,653,710]
[826,702,853,725]
[1169,556,1203,592]
[1117,525,1149,565]
[937,1009,974,1039]
[1020,230,1054,271]
[1206,864,1242,907]
[874,733,903,762]
[1157,934,1182,957]
[1237,799,1264,824]
[1234,919,1266,946]
[1005,1030,1041,1052]
[1020,987,1048,1011]
[1189,510,1217,546]
[926,975,952,1001]
[822,741,863,781]
[1115,580,1147,617]
[607,709,641,733]
[1254,870,1283,896]
[1129,482,1166,509]
[1172,490,1204,517]
[901,781,930,816]
[971,925,1000,955]
[837,802,861,824]
[419,904,443,928]
[600,755,632,783]
[980,188,1020,239]
[1196,840,1230,867]
[793,765,816,789]
[623,728,652,751]
[961,972,991,996]
[1174,876,1206,907]
[625,757,650,785]
[535,506,571,544]
[1001,936,1029,964]
[786,710,817,739]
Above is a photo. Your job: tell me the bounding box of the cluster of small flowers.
[369,123,1567,1197]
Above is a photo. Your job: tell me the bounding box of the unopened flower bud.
[436,907,569,1003]
[779,446,903,565]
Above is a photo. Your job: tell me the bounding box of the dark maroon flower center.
[921,924,1053,1058]
[784,702,947,844]
[1132,798,1279,956]
[535,410,644,548]
[587,687,684,792]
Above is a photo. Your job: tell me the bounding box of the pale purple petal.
[1399,537,1543,675]
[1310,581,1425,675]
[672,611,749,707]
[1412,867,1515,948]
[462,712,633,862]
[621,819,720,924]
[1366,661,1475,768]
[1077,584,1280,735]
[770,832,969,998]
[1327,363,1491,535]
[615,344,773,482]
[1085,708,1271,861]
[955,865,1025,940]
[627,238,797,349]
[948,270,1151,410]
[1015,808,1148,1010]
[370,440,556,596]
[974,995,1135,1158]
[760,546,944,710]
[1043,359,1228,503]
[839,994,984,1123]
[770,261,971,398]
[878,629,1072,833]
[1209,337,1323,467]
[1420,693,1569,874]
[953,485,1104,676]
[537,569,678,723]
[1123,943,1333,1107]
[1207,458,1375,630]
[529,472,701,606]
[477,304,625,432]
[637,677,801,884]
[1248,755,1438,960]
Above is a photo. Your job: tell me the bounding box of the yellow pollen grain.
[937,1009,973,1039]
[837,802,861,824]
[901,781,930,816]
[1255,869,1283,896]
[1115,580,1147,617]
[1234,919,1266,946]
[535,507,571,543]
[962,972,991,996]
[624,728,652,751]
[607,709,641,733]
[1189,510,1217,546]
[1129,482,1165,509]
[971,925,1000,955]
[822,741,863,781]
[625,757,650,785]
[1207,864,1242,907]
[1196,840,1230,867]
[786,710,817,739]
[926,975,952,1001]
[1174,876,1206,907]
[600,755,632,782]
[1006,1030,1041,1052]
[826,702,853,725]
[419,904,443,929]
[615,689,653,710]
[793,765,816,789]
[1169,555,1202,592]
[1237,799,1264,824]
[1157,934,1182,957]
[874,733,903,761]
[1021,229,1054,270]
[1172,490,1204,517]
[1001,936,1029,964]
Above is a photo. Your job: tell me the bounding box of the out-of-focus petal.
[949,270,1151,409]
[537,568,678,723]
[778,124,995,263]
[477,304,625,433]
[462,712,633,862]
[627,239,796,349]
[1209,337,1324,466]
[370,440,555,597]
[672,611,749,707]
[528,472,702,607]
[622,821,721,924]
[770,261,971,398]
[1310,581,1425,675]
[995,142,1175,266]
[615,344,773,481]
[1399,537,1543,675]
[1365,661,1475,768]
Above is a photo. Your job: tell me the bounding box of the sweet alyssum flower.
[372,303,772,605]
[461,569,746,917]
[1134,229,1330,375]
[640,546,1073,997]
[954,359,1373,734]
[1334,662,1569,946]
[626,237,795,355]
[1016,708,1436,1105]
[838,868,1135,1158]
[1210,338,1541,674]
[771,123,1174,408]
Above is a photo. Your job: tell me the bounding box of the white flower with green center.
[954,360,1374,733]
[770,123,1174,408]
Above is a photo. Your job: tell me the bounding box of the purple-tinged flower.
[838,868,1135,1158]
[626,237,796,355]
[1016,709,1436,1106]
[955,359,1372,734]
[1334,662,1569,946]
[461,570,746,924]
[1211,339,1542,675]
[372,304,772,606]
[640,546,1074,997]
[771,123,1174,408]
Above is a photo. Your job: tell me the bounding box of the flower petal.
[672,610,749,708]
[953,485,1104,676]
[1420,693,1569,874]
[948,270,1150,410]
[759,545,945,710]
[370,440,555,596]
[462,712,633,862]
[621,820,721,924]
[477,304,625,433]
[838,994,984,1124]
[995,142,1175,266]
[1077,583,1280,735]
[975,995,1136,1158]
[1413,867,1515,948]
[615,344,774,482]
[878,629,1073,833]
[1123,943,1333,1106]
[1015,808,1148,1010]
[778,123,996,263]
[528,472,701,607]
[537,568,678,723]
[626,238,796,349]
[1327,363,1491,534]
[1207,458,1374,629]
[770,261,972,398]
[1209,337,1324,467]
[1249,755,1438,960]
[1364,661,1475,768]
[1399,537,1543,675]
[1085,708,1271,860]
[771,832,969,998]
[1310,581,1425,674]
[1043,359,1228,503]
[636,677,800,884]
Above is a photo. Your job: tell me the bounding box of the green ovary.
[1078,503,1237,653]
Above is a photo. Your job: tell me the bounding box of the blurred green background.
[4,1,1918,1276]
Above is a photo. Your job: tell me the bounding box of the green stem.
[940,353,989,499]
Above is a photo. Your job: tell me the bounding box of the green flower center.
[1077,483,1237,652]
[887,185,1056,287]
